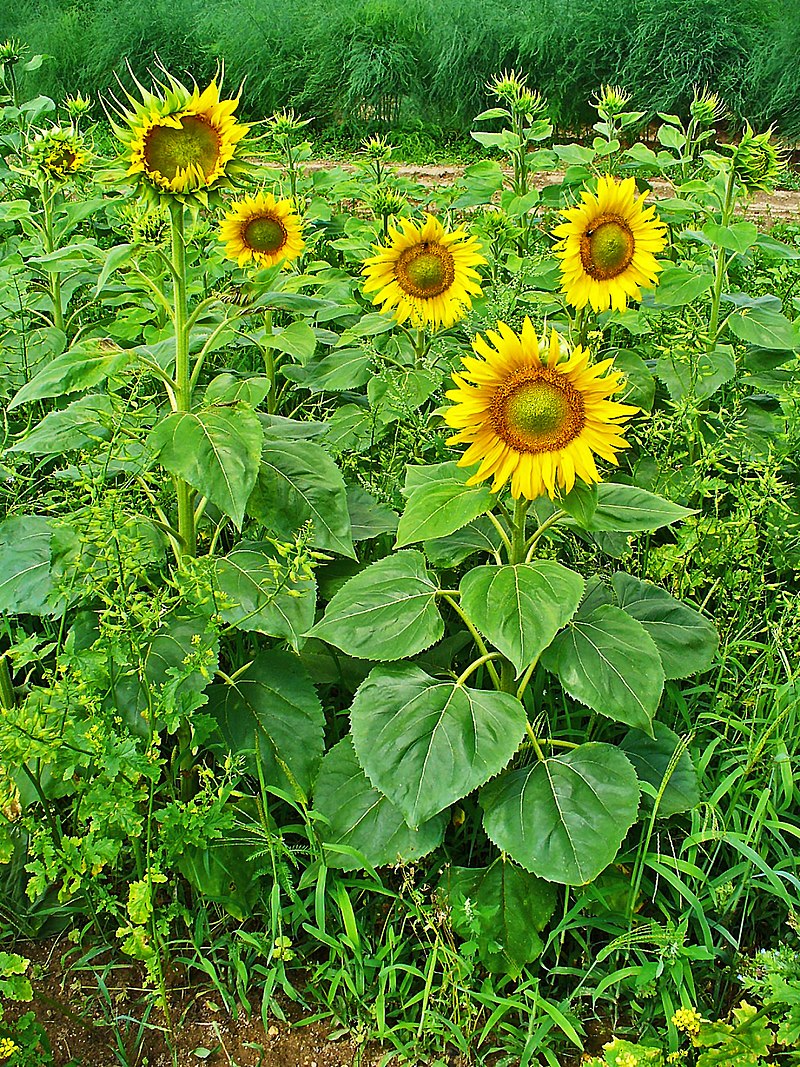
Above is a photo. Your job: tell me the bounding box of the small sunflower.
[111,71,250,203]
[445,318,637,500]
[362,214,485,330]
[27,127,88,182]
[553,175,667,313]
[219,191,305,269]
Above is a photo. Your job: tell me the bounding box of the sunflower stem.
[707,165,738,355]
[168,199,196,560]
[41,187,65,334]
[263,310,278,413]
[0,654,15,711]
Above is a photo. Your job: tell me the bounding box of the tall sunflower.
[445,318,637,500]
[219,192,305,269]
[553,175,666,312]
[362,214,485,330]
[111,71,250,204]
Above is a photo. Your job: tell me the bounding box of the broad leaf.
[727,307,800,350]
[395,461,494,547]
[620,723,699,817]
[0,516,58,616]
[313,737,446,870]
[9,395,114,455]
[346,485,398,541]
[148,405,262,528]
[208,650,324,797]
[460,562,585,675]
[350,663,527,826]
[481,743,640,884]
[215,541,316,647]
[702,221,758,255]
[439,858,556,975]
[585,484,694,532]
[249,438,355,558]
[611,572,718,678]
[655,346,735,401]
[541,604,664,732]
[643,266,713,308]
[9,340,132,409]
[309,551,443,661]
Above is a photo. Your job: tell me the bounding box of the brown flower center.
[396,242,455,298]
[243,214,287,254]
[490,368,585,453]
[579,214,635,281]
[143,114,221,181]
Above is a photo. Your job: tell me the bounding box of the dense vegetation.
[3,0,800,142]
[0,40,798,1067]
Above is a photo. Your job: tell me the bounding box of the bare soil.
[307,160,800,223]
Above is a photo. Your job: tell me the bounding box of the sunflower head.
[110,69,252,205]
[219,191,305,270]
[362,213,485,331]
[690,85,724,127]
[27,126,89,182]
[445,319,638,501]
[730,123,785,193]
[552,175,667,313]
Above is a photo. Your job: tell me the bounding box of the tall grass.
[1,0,796,139]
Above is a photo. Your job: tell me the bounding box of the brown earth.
[307,160,800,223]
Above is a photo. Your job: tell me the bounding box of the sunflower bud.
[266,107,312,141]
[487,69,546,119]
[368,186,407,220]
[689,85,724,126]
[64,92,92,121]
[361,134,394,163]
[0,38,26,68]
[27,126,88,182]
[593,84,631,121]
[731,123,784,193]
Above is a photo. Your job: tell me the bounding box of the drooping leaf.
[439,858,556,975]
[620,723,699,817]
[249,438,356,558]
[8,395,114,455]
[611,572,718,678]
[350,663,527,827]
[207,650,324,797]
[541,604,664,732]
[9,340,132,409]
[148,405,262,528]
[584,484,694,532]
[460,562,585,675]
[309,551,443,661]
[481,743,641,884]
[313,737,446,870]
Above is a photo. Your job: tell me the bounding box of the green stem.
[499,498,531,693]
[263,310,277,414]
[706,166,737,355]
[0,655,15,710]
[524,721,546,762]
[441,594,501,690]
[168,200,196,559]
[42,189,64,334]
[455,652,504,688]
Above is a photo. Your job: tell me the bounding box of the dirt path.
[307,161,800,224]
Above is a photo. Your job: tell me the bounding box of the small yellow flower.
[219,191,305,270]
[0,1036,19,1059]
[671,1007,702,1036]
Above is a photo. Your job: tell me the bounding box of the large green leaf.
[643,266,713,308]
[8,395,114,455]
[9,340,132,409]
[0,516,58,616]
[655,346,736,401]
[309,550,443,661]
[350,663,527,827]
[438,858,556,975]
[215,541,316,647]
[460,562,585,675]
[727,306,800,350]
[585,484,694,532]
[346,485,398,541]
[249,438,355,559]
[611,572,718,679]
[207,650,324,796]
[541,604,664,732]
[313,737,446,870]
[424,517,504,568]
[395,461,493,547]
[702,221,758,255]
[148,405,262,528]
[177,843,259,921]
[620,723,699,817]
[480,743,640,884]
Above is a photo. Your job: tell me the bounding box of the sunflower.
[219,191,305,269]
[27,127,88,182]
[111,71,250,203]
[362,214,485,330]
[552,175,666,313]
[444,318,638,500]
